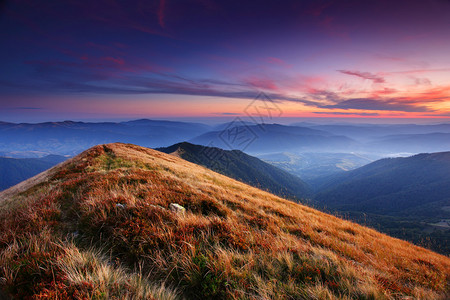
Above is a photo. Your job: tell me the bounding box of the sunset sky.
[1,0,450,122]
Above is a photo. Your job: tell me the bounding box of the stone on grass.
[169,203,186,214]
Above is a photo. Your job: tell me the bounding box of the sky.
[0,0,450,123]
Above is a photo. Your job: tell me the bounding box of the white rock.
[169,203,186,214]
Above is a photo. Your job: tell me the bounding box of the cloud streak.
[158,0,167,28]
[338,70,385,83]
[313,111,380,116]
[323,98,430,112]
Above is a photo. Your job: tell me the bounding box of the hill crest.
[157,142,310,201]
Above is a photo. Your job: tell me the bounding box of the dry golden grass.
[0,143,449,299]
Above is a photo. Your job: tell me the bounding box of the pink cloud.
[397,86,450,103]
[25,55,171,79]
[368,88,398,98]
[81,4,171,38]
[374,54,409,62]
[113,42,128,49]
[101,56,125,65]
[244,77,278,91]
[279,75,328,94]
[305,1,333,17]
[412,77,431,86]
[85,42,127,56]
[158,0,166,28]
[318,16,350,39]
[391,68,450,75]
[265,57,292,68]
[338,70,385,83]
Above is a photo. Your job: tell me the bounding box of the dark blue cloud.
[313,111,380,116]
[324,98,431,112]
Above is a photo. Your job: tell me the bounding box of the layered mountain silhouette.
[2,119,450,158]
[1,143,448,299]
[189,124,359,154]
[0,119,210,156]
[368,133,450,153]
[295,122,450,140]
[157,142,310,201]
[314,151,450,254]
[315,152,450,216]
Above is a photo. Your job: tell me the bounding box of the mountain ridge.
[189,123,359,154]
[157,142,310,201]
[0,119,211,157]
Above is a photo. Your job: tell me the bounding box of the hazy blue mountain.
[3,120,448,159]
[315,151,450,216]
[0,119,211,156]
[0,155,67,191]
[314,152,450,254]
[189,124,359,154]
[212,121,257,131]
[294,123,450,141]
[157,142,310,201]
[289,123,450,154]
[368,133,450,154]
[258,152,375,183]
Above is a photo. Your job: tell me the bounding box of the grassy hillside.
[157,142,310,201]
[0,143,449,299]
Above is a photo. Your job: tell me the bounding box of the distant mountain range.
[190,123,359,154]
[295,122,450,153]
[2,119,450,158]
[313,151,450,254]
[368,132,450,153]
[314,151,450,215]
[294,122,450,141]
[0,119,210,156]
[157,142,310,201]
[0,155,67,190]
